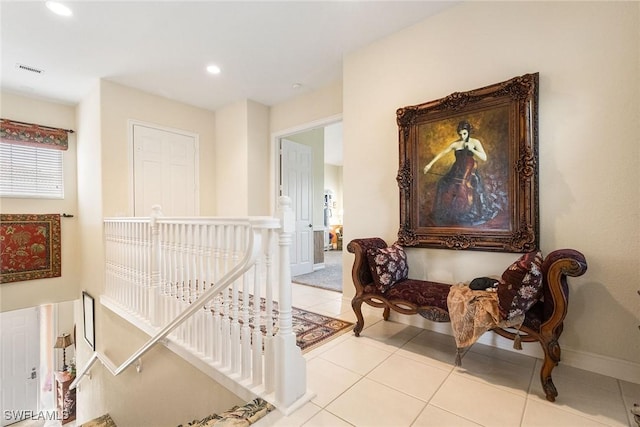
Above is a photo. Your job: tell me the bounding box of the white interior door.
[281,138,314,276]
[0,307,39,426]
[133,124,198,217]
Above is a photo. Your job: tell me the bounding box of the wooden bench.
[347,237,587,402]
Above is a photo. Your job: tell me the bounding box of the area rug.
[177,398,274,427]
[291,305,353,352]
[292,250,343,293]
[225,291,353,353]
[80,413,117,427]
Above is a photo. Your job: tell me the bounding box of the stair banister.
[71,219,263,390]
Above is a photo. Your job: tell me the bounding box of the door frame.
[127,119,200,217]
[270,114,342,215]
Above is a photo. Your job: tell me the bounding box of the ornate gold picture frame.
[397,73,539,252]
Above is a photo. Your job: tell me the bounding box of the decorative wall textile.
[0,118,72,151]
[0,214,61,283]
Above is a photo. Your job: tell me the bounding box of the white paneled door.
[0,307,39,426]
[281,138,314,276]
[133,123,198,217]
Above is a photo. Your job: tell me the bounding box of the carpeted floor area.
[292,250,343,292]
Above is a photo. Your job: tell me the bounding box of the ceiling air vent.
[15,63,44,74]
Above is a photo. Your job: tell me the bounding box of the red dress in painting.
[431,148,496,226]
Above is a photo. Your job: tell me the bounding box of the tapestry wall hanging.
[0,213,61,283]
[396,73,539,252]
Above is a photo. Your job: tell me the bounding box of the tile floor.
[10,283,638,427]
[261,283,639,427]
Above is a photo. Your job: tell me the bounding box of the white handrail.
[71,222,261,389]
[72,197,309,414]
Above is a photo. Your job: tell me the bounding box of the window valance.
[0,118,74,151]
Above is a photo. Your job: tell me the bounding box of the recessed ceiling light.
[206,64,221,75]
[46,1,73,17]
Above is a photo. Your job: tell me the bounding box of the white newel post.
[149,205,163,327]
[274,196,307,410]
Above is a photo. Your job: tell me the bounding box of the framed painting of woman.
[396,73,539,252]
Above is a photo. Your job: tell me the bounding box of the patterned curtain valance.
[0,118,74,151]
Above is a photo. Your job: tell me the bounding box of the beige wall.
[100,80,217,217]
[0,92,80,311]
[270,81,342,134]
[343,1,639,375]
[213,99,271,216]
[73,82,243,424]
[247,100,271,215]
[215,100,249,216]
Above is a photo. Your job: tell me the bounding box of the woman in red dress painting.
[423,121,497,226]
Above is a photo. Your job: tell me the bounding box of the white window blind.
[0,141,64,198]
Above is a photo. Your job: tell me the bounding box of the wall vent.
[15,63,44,74]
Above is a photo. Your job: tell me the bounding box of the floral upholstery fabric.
[497,251,544,321]
[348,237,387,287]
[366,243,409,292]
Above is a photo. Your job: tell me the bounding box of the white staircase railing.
[71,197,309,414]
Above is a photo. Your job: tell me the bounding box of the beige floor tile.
[522,398,610,426]
[368,353,450,402]
[304,298,353,318]
[307,357,362,407]
[303,332,352,360]
[467,340,538,367]
[260,401,322,427]
[412,405,481,426]
[326,377,426,427]
[396,329,458,371]
[353,319,422,352]
[453,347,535,396]
[537,359,621,393]
[302,409,354,426]
[284,288,632,427]
[430,374,526,426]
[319,336,393,376]
[528,362,628,426]
[292,292,339,310]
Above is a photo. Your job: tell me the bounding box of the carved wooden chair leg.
[539,337,561,402]
[383,305,390,321]
[351,297,365,336]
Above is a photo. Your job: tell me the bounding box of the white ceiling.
[0,1,457,112]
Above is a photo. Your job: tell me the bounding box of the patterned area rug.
[178,398,274,427]
[292,250,343,293]
[234,291,353,352]
[81,398,275,427]
[291,305,353,352]
[80,413,117,427]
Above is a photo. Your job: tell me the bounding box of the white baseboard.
[391,312,640,385]
[312,263,325,272]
